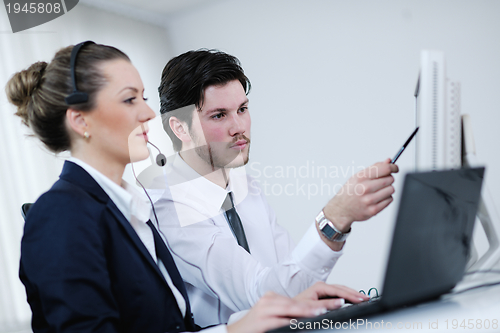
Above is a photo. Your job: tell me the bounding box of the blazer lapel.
[107,202,168,278]
[59,161,173,285]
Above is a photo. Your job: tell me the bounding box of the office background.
[1,0,499,332]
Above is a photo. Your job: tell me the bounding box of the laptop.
[270,167,485,332]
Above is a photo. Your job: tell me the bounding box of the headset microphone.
[147,141,167,166]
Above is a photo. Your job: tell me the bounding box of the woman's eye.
[143,97,148,101]
[125,97,136,104]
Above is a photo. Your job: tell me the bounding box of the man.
[151,49,397,326]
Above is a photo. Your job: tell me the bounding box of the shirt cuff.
[291,222,343,279]
[227,310,249,325]
[196,324,228,333]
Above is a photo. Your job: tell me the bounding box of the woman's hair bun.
[5,61,48,126]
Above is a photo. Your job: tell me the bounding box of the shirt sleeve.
[257,186,343,292]
[264,182,343,279]
[276,220,343,280]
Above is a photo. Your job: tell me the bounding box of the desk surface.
[308,277,500,332]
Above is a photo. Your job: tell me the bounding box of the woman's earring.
[83,131,90,139]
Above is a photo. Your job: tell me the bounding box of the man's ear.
[169,116,192,143]
[66,108,88,138]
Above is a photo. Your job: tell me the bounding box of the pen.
[391,127,419,164]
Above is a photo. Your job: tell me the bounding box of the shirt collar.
[68,157,151,223]
[169,153,249,212]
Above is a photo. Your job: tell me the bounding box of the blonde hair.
[5,43,129,153]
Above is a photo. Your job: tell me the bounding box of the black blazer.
[20,161,198,333]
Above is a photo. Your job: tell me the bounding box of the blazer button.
[175,326,180,329]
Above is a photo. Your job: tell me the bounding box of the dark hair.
[5,43,130,153]
[158,49,251,151]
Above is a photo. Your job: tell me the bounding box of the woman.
[6,42,367,333]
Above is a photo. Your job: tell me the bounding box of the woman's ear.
[169,116,192,144]
[66,108,88,138]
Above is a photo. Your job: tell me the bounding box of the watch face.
[322,224,337,239]
[316,211,349,242]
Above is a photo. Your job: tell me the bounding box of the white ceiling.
[79,0,219,27]
[112,0,215,14]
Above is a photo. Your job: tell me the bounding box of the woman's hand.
[227,291,327,333]
[227,283,369,333]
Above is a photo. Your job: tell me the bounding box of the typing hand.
[227,291,329,333]
[294,282,370,310]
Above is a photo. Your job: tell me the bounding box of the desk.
[309,277,500,332]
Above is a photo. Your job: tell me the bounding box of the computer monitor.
[414,50,461,171]
[414,50,500,273]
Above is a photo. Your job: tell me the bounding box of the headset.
[148,141,167,167]
[65,40,95,105]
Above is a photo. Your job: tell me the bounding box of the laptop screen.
[381,167,484,308]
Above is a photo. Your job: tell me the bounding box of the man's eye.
[212,113,224,119]
[239,107,248,113]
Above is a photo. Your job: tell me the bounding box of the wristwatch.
[315,210,351,242]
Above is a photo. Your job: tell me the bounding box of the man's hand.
[323,158,399,233]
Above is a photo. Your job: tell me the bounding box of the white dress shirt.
[68,158,226,333]
[149,153,343,327]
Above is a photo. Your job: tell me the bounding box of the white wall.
[0,5,171,332]
[163,0,500,291]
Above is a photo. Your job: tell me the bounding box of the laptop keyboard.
[336,296,380,312]
[317,296,383,323]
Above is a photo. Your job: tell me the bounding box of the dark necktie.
[222,192,251,253]
[146,220,190,311]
